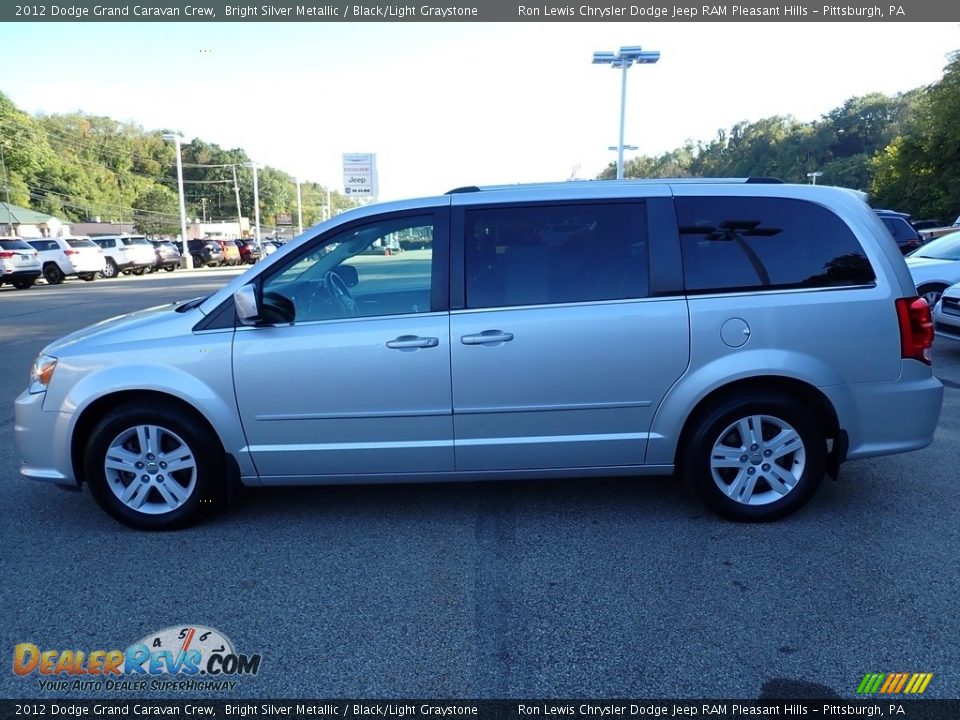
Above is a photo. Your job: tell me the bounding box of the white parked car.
[905,231,960,307]
[931,281,960,341]
[0,238,42,289]
[27,237,106,285]
[90,235,156,278]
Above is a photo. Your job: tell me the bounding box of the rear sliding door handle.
[386,335,439,349]
[461,330,514,345]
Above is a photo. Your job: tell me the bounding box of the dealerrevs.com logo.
[13,625,262,692]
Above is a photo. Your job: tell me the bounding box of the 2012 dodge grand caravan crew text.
[14,179,945,529]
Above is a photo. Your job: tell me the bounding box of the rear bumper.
[822,365,944,460]
[1,269,41,281]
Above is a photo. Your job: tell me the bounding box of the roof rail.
[445,177,784,194]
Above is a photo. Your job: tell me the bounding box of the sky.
[1,22,958,201]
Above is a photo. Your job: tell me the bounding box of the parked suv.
[149,239,181,272]
[27,237,105,284]
[876,210,925,255]
[187,239,224,267]
[14,180,944,529]
[234,239,262,264]
[213,239,242,266]
[90,235,155,278]
[0,238,42,289]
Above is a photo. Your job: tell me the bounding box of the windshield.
[912,233,960,260]
[66,238,98,248]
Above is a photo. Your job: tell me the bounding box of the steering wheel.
[325,270,359,317]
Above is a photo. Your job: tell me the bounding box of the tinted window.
[677,197,875,293]
[93,239,115,249]
[880,217,919,243]
[28,240,58,251]
[66,239,97,248]
[0,239,33,250]
[464,203,648,309]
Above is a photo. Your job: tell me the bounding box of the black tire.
[101,258,119,279]
[84,402,225,530]
[917,283,947,308]
[131,267,147,276]
[680,392,826,522]
[163,264,176,272]
[12,278,36,289]
[78,273,97,282]
[43,263,65,285]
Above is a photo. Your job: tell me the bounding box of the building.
[0,202,69,238]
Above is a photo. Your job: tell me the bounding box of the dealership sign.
[342,153,378,198]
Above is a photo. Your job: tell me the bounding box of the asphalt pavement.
[1,268,958,700]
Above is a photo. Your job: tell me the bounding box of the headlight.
[29,355,58,394]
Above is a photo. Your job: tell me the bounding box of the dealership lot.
[1,271,958,699]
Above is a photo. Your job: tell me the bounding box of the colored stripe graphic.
[857,672,932,694]
[857,673,885,694]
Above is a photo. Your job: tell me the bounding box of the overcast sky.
[2,22,958,200]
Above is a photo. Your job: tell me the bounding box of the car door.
[232,204,453,483]
[449,195,689,471]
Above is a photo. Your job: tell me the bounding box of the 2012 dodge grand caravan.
[15,179,944,529]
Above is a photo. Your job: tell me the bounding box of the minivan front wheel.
[84,404,222,530]
[681,394,825,521]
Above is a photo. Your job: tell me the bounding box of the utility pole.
[232,165,243,236]
[163,133,193,269]
[200,197,208,223]
[0,142,11,206]
[294,177,303,234]
[249,163,261,243]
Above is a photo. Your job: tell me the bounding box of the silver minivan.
[15,180,944,529]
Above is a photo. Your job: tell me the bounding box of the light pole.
[294,177,303,235]
[593,46,660,180]
[807,171,823,185]
[249,162,261,243]
[162,133,193,269]
[608,144,638,171]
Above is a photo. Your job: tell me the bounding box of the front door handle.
[386,335,439,349]
[461,330,514,345]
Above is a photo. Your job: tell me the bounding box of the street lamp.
[162,133,193,269]
[248,162,261,243]
[294,177,303,235]
[593,45,660,180]
[807,171,823,185]
[608,144,638,158]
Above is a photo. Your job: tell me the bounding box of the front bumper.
[932,299,960,341]
[14,389,77,487]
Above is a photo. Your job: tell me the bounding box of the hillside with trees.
[0,94,354,235]
[598,50,960,221]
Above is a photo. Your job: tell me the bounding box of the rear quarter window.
[677,196,876,294]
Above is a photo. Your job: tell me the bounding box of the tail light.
[0,251,13,259]
[64,249,79,255]
[896,297,934,365]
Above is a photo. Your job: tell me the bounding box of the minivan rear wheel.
[681,393,825,521]
[84,403,223,530]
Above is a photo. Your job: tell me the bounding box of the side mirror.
[335,264,359,288]
[234,285,260,326]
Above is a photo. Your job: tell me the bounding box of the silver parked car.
[931,281,960,341]
[15,180,944,529]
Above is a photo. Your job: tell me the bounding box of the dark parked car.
[187,240,224,268]
[233,239,262,264]
[149,240,181,272]
[911,219,945,231]
[876,210,924,255]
